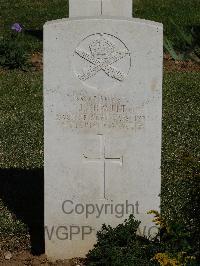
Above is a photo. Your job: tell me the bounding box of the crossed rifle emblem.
[75,35,130,81]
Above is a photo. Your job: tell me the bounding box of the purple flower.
[11,23,22,33]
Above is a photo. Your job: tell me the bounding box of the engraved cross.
[83,134,123,199]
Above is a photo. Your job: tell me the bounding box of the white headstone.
[69,0,133,17]
[69,0,102,17]
[44,0,163,261]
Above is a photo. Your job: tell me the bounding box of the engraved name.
[56,93,145,131]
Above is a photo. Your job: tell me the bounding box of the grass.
[0,0,200,51]
[0,0,68,31]
[134,0,200,49]
[161,73,200,254]
[0,0,69,52]
[0,71,43,169]
[0,71,43,251]
[0,199,30,251]
[0,70,199,252]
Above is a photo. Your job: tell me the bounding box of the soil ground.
[0,250,86,266]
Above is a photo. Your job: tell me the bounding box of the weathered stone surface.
[44,3,163,261]
[69,0,102,17]
[69,0,133,17]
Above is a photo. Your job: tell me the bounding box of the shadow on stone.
[0,168,44,255]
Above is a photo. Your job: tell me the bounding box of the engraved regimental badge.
[73,33,131,89]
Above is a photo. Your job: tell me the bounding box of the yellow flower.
[147,210,169,232]
[152,253,179,266]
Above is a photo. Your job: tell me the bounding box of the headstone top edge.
[44,17,163,29]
